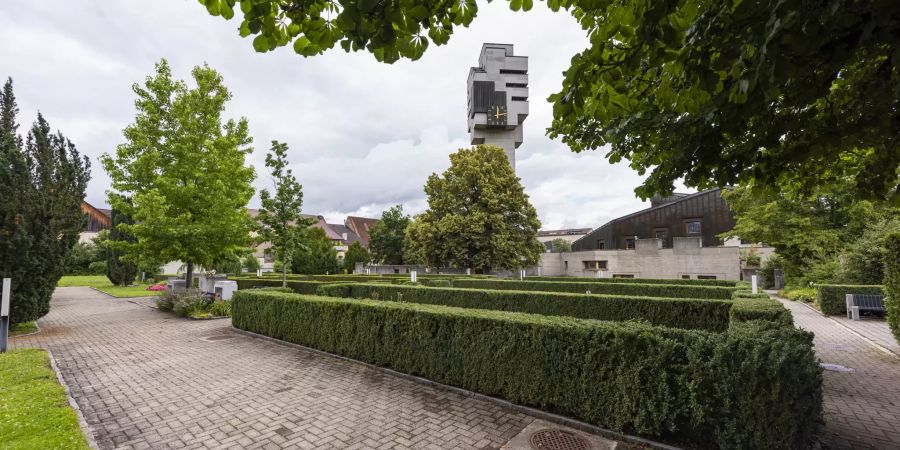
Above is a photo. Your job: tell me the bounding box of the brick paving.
[773,295,900,450]
[12,287,536,449]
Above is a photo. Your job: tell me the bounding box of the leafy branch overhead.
[200,0,900,201]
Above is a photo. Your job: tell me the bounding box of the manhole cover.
[204,335,234,342]
[529,429,591,450]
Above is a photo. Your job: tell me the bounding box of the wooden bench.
[845,294,886,321]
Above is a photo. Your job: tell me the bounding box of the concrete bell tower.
[467,43,529,171]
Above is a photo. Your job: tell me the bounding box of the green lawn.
[0,349,91,449]
[10,321,38,337]
[57,275,163,298]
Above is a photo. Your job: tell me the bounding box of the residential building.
[79,201,111,243]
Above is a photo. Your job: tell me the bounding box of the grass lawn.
[57,275,163,298]
[0,349,91,449]
[9,321,38,337]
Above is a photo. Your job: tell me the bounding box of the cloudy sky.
[1,0,686,229]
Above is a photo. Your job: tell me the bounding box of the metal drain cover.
[529,429,591,450]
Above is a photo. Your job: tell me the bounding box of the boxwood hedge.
[317,283,733,331]
[815,284,884,315]
[453,279,737,299]
[524,276,739,287]
[232,277,326,294]
[232,291,821,449]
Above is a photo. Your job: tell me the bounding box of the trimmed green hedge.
[453,279,737,299]
[317,283,733,331]
[883,233,900,343]
[815,284,884,315]
[232,277,326,294]
[232,291,821,449]
[525,276,739,287]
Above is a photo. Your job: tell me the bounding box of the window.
[625,238,636,249]
[263,249,275,263]
[612,274,634,278]
[698,275,717,280]
[597,240,605,250]
[499,69,527,75]
[506,83,528,88]
[682,275,691,279]
[582,260,608,270]
[686,220,702,235]
[511,96,528,101]
[654,228,668,248]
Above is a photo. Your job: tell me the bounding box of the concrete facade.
[467,43,528,170]
[539,237,744,280]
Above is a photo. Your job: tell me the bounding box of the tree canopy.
[406,145,543,272]
[368,205,410,265]
[291,226,339,274]
[200,0,900,201]
[255,140,314,287]
[102,60,256,289]
[342,241,370,273]
[0,78,90,325]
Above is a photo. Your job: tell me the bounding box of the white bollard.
[410,270,417,283]
[1,278,10,352]
[751,275,758,294]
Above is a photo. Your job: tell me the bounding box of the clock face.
[486,104,508,127]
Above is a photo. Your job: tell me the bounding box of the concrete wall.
[539,237,745,280]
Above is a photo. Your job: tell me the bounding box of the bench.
[845,294,886,321]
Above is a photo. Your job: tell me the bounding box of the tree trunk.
[281,257,288,289]
[185,261,194,290]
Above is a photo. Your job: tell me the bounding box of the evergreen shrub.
[883,233,900,343]
[525,276,739,287]
[232,291,821,449]
[453,279,737,299]
[815,284,884,315]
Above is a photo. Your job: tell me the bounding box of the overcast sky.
[1,0,688,229]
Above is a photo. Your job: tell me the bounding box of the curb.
[232,327,683,450]
[47,350,100,450]
[772,294,899,360]
[8,321,41,338]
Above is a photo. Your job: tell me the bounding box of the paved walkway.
[773,296,900,450]
[12,288,536,449]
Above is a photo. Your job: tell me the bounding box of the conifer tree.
[0,78,90,325]
[105,196,138,286]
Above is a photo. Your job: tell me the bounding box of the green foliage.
[0,78,90,326]
[291,227,339,274]
[526,276,739,287]
[406,146,543,272]
[233,277,325,294]
[317,283,733,331]
[65,241,104,275]
[883,233,900,343]
[548,238,572,253]
[840,216,900,284]
[816,284,884,315]
[255,140,314,286]
[101,59,256,289]
[105,201,138,286]
[203,0,899,201]
[759,254,783,289]
[368,205,409,265]
[342,241,370,273]
[723,184,898,285]
[242,255,261,272]
[0,349,91,449]
[779,287,817,303]
[453,278,737,299]
[232,291,821,448]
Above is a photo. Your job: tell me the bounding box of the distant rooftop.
[538,228,592,237]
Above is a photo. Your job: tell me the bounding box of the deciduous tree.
[0,78,90,325]
[342,241,370,273]
[201,0,900,201]
[255,140,314,287]
[291,227,339,274]
[368,205,409,265]
[407,145,543,273]
[102,60,256,289]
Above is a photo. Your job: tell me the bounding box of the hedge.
[524,276,739,287]
[317,283,733,331]
[815,284,884,315]
[232,277,326,294]
[232,291,821,449]
[884,233,900,343]
[453,279,737,299]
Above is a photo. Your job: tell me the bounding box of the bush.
[453,279,737,299]
[423,279,452,288]
[232,291,821,449]
[779,287,816,303]
[525,276,739,287]
[884,233,900,343]
[317,283,734,331]
[157,290,232,318]
[815,284,884,315]
[232,277,325,294]
[759,255,783,289]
